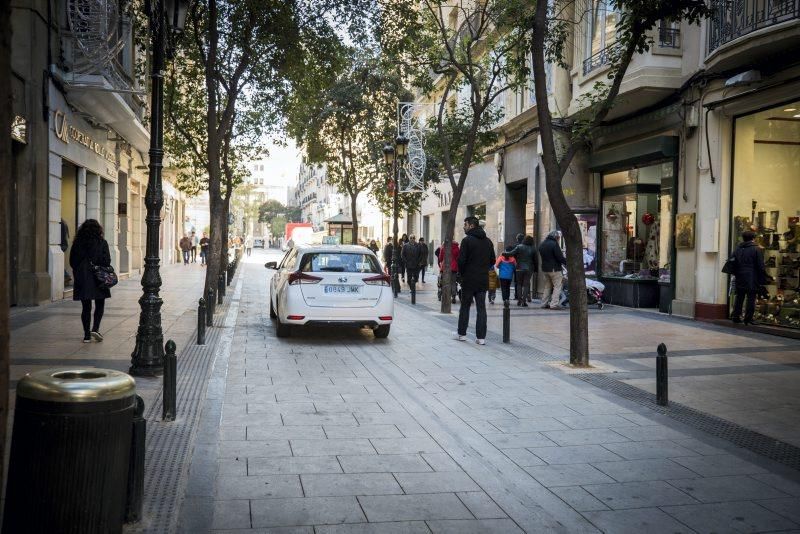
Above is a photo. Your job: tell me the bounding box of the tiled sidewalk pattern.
[190,253,800,533]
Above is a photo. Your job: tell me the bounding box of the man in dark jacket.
[511,233,536,307]
[401,235,423,286]
[417,237,429,283]
[731,230,767,325]
[539,230,567,309]
[456,216,495,345]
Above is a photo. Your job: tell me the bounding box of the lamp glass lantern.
[164,0,189,32]
[394,135,409,161]
[382,144,395,167]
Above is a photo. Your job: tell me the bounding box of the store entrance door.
[505,181,527,244]
[61,162,78,289]
[118,172,129,273]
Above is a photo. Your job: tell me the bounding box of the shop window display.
[730,101,800,329]
[600,162,673,280]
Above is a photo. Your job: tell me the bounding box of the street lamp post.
[382,135,409,298]
[130,0,188,377]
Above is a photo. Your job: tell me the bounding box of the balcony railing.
[658,25,681,48]
[708,0,800,53]
[582,46,613,75]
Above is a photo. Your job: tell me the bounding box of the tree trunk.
[531,0,589,366]
[439,204,459,314]
[0,0,11,489]
[220,193,231,274]
[544,173,590,366]
[350,193,359,245]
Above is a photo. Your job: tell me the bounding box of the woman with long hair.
[69,219,112,342]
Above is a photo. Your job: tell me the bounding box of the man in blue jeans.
[456,216,495,345]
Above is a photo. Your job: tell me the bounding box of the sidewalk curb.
[125,273,243,533]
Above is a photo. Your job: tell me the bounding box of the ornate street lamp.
[382,144,399,296]
[130,0,188,377]
[382,135,409,298]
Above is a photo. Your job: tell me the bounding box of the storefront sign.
[11,115,27,143]
[53,109,116,164]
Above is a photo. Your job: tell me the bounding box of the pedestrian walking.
[245,235,253,257]
[417,237,429,283]
[455,216,495,345]
[539,230,567,309]
[730,230,768,325]
[179,234,192,265]
[438,240,460,303]
[200,233,210,266]
[69,219,112,343]
[60,218,72,286]
[401,235,423,287]
[399,234,409,282]
[495,246,517,304]
[190,231,199,263]
[368,240,380,254]
[512,234,536,307]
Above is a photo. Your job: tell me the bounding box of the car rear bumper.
[302,320,382,328]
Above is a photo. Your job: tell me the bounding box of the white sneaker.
[454,333,467,341]
[476,339,486,345]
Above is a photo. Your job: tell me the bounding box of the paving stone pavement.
[179,250,800,533]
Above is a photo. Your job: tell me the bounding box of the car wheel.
[373,324,390,338]
[269,297,277,319]
[275,307,291,338]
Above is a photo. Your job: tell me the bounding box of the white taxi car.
[266,245,393,338]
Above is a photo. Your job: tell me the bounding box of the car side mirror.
[265,261,277,269]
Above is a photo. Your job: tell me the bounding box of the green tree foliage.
[164,0,371,295]
[291,49,412,240]
[258,199,286,224]
[381,0,531,313]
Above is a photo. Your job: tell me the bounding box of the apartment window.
[528,52,553,105]
[658,21,680,48]
[583,0,619,75]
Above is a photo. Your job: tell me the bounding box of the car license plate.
[324,285,361,294]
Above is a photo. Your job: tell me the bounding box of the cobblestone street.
[173,250,800,533]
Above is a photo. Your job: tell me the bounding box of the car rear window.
[299,253,381,273]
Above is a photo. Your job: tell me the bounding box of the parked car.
[254,237,265,248]
[265,245,393,338]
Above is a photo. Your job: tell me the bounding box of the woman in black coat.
[69,219,112,342]
[731,230,767,325]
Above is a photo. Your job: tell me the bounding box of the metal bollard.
[163,340,177,421]
[227,263,234,285]
[207,287,216,327]
[125,395,146,524]
[220,271,227,297]
[656,343,668,406]
[503,299,510,343]
[197,298,206,345]
[217,275,224,304]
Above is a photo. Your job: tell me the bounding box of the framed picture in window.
[675,213,695,249]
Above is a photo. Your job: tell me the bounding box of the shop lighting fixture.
[794,114,800,118]
[784,108,797,112]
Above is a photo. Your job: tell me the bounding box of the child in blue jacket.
[495,246,517,304]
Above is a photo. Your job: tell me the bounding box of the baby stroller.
[559,275,605,310]
[437,274,461,303]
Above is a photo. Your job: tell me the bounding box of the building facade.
[8,0,186,305]
[415,0,800,334]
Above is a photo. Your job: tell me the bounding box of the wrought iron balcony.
[658,25,681,48]
[583,46,613,75]
[708,0,800,53]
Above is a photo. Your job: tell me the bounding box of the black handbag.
[90,262,118,289]
[721,255,736,274]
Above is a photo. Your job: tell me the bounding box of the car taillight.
[288,271,323,285]
[379,316,392,321]
[363,273,391,286]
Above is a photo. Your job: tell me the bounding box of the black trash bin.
[3,368,137,534]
